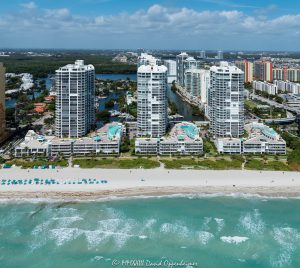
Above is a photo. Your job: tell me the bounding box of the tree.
[96,110,110,122]
[105,100,115,109]
[244,82,252,89]
[44,117,55,126]
[171,81,177,92]
[47,102,55,111]
[275,96,283,104]
[121,137,131,153]
[127,102,137,118]
[168,101,178,115]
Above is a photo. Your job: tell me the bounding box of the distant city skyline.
[1,1,300,51]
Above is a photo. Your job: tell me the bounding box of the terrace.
[162,122,201,143]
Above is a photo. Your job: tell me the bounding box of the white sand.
[0,166,300,200]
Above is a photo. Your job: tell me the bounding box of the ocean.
[1,195,300,268]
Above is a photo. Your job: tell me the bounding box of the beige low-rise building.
[15,130,55,157]
[243,123,286,155]
[72,123,123,155]
[159,122,203,155]
[15,123,124,157]
[215,138,242,154]
[135,122,203,155]
[216,122,286,155]
[135,138,159,155]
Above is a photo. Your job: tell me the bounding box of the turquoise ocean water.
[1,195,300,268]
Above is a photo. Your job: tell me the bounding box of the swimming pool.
[108,125,122,140]
[180,124,198,139]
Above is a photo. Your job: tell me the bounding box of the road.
[0,137,23,157]
[250,93,300,115]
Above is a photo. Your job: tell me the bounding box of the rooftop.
[18,130,56,149]
[57,60,95,72]
[89,122,123,143]
[177,52,188,57]
[138,64,167,73]
[210,61,243,74]
[244,122,283,143]
[186,57,196,61]
[74,122,123,145]
[161,122,202,143]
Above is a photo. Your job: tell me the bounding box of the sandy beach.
[0,166,300,200]
[0,168,300,200]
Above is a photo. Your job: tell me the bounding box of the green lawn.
[203,139,218,156]
[6,159,68,169]
[73,158,160,169]
[245,99,257,109]
[161,158,242,170]
[7,155,296,171]
[244,159,292,171]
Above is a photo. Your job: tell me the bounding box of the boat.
[109,110,121,117]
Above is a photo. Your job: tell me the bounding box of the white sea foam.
[160,222,190,238]
[30,219,54,251]
[196,231,214,245]
[270,251,293,268]
[273,227,300,250]
[31,219,53,236]
[85,228,133,249]
[138,218,157,238]
[138,235,147,239]
[239,209,265,235]
[0,192,298,205]
[49,228,82,246]
[113,220,136,249]
[155,192,294,200]
[220,236,249,244]
[91,256,104,262]
[84,229,110,249]
[214,218,225,232]
[98,218,123,232]
[143,218,157,229]
[30,213,82,250]
[202,217,212,231]
[52,216,83,227]
[84,216,137,250]
[270,226,300,267]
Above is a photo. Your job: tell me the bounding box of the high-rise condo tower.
[55,60,95,138]
[137,64,168,138]
[208,62,244,138]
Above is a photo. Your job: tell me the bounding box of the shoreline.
[1,167,300,200]
[1,186,300,202]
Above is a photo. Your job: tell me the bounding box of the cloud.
[20,1,37,9]
[1,4,300,49]
[45,8,72,20]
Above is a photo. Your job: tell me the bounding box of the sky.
[0,0,300,51]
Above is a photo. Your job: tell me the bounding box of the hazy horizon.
[1,48,300,54]
[1,0,300,51]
